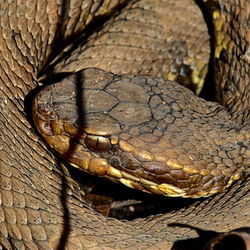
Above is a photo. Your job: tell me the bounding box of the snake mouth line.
[68,135,241,199]
[34,113,242,199]
[69,161,189,197]
[35,120,190,197]
[70,133,189,198]
[33,118,190,197]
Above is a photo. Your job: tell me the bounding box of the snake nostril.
[85,134,111,152]
[39,120,53,135]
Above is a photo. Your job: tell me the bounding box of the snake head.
[33,68,248,198]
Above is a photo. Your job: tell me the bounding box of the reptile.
[0,0,249,249]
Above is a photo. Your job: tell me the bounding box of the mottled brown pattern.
[0,0,249,249]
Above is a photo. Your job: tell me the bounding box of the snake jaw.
[33,111,193,197]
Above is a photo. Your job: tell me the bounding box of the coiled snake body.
[0,0,249,249]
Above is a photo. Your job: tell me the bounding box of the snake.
[0,0,249,249]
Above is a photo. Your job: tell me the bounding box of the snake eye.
[85,135,111,152]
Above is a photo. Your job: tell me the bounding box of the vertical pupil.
[85,135,111,152]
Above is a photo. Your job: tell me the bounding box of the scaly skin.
[0,0,249,249]
[32,68,249,198]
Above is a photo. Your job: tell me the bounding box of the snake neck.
[205,0,250,125]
